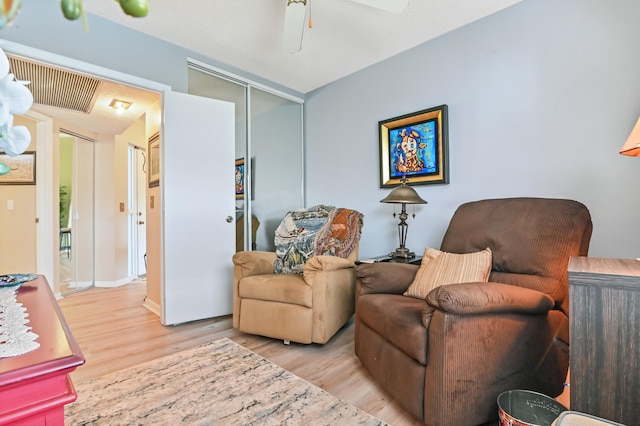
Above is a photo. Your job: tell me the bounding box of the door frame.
[2,40,170,296]
[25,109,55,285]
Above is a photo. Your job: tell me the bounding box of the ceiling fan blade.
[349,0,408,13]
[283,0,307,53]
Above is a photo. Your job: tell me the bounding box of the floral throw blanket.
[274,205,364,274]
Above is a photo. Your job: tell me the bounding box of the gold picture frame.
[148,133,160,188]
[0,151,36,185]
[379,105,449,187]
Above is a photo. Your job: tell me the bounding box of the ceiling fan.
[283,0,409,53]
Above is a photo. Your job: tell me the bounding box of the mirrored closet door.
[187,62,304,253]
[59,132,95,295]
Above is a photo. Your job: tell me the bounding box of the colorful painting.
[235,158,245,199]
[379,105,449,187]
[389,120,437,177]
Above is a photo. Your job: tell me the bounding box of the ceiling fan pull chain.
[308,0,313,28]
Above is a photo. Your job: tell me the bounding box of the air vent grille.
[7,56,101,113]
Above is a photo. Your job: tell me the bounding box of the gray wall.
[305,0,640,259]
[3,0,639,260]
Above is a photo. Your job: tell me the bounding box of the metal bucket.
[498,390,567,426]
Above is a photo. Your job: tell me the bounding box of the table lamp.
[620,115,640,261]
[380,176,427,258]
[620,115,640,156]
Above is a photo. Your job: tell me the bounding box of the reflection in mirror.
[59,133,95,295]
[250,87,303,251]
[188,65,304,253]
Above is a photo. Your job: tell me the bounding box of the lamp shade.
[620,115,640,156]
[380,183,427,204]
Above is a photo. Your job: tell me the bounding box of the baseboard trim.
[66,280,93,289]
[95,276,137,288]
[143,298,161,317]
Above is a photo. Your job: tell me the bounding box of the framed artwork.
[0,151,36,185]
[235,158,245,199]
[148,133,160,188]
[379,104,449,187]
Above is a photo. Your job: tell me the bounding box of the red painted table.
[0,275,85,425]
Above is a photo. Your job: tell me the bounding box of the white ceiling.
[84,0,522,94]
[24,0,522,135]
[30,79,160,136]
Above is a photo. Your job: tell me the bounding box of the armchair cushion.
[404,247,492,299]
[238,273,311,307]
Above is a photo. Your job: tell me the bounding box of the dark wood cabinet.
[568,256,640,425]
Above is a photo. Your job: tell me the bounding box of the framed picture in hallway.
[148,133,160,188]
[0,151,36,185]
[235,158,245,199]
[379,104,449,187]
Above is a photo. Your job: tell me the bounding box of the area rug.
[65,337,386,425]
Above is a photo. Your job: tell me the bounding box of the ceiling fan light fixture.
[283,0,307,53]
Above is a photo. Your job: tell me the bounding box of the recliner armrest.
[426,282,555,314]
[355,262,419,295]
[232,251,277,277]
[303,255,355,284]
[305,255,355,271]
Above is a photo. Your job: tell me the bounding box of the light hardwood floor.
[58,283,422,426]
[58,283,569,425]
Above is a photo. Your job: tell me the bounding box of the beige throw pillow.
[404,247,492,299]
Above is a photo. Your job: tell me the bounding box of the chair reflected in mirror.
[236,214,260,252]
[60,227,71,258]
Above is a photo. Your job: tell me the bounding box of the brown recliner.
[354,197,592,426]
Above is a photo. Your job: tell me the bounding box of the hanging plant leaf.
[61,0,82,20]
[0,162,10,175]
[119,0,149,18]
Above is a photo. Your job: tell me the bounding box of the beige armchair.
[232,248,359,344]
[232,205,363,344]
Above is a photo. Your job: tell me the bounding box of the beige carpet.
[65,338,387,425]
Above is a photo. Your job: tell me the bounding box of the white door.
[162,91,235,325]
[135,147,147,275]
[127,145,147,277]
